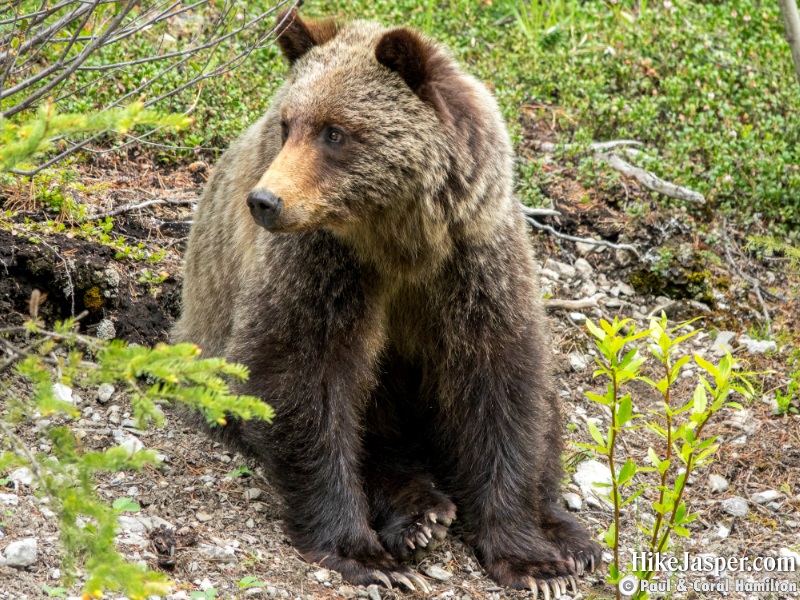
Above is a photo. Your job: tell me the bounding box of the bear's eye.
[325,127,345,146]
[280,120,289,145]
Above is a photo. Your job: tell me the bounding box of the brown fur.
[173,10,600,593]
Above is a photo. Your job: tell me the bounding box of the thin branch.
[779,0,800,85]
[723,243,772,333]
[525,215,641,260]
[533,139,706,205]
[544,294,605,311]
[519,205,561,218]
[88,196,197,220]
[595,152,706,205]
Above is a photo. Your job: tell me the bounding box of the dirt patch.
[0,228,182,345]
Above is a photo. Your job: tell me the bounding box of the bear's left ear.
[375,28,436,100]
[275,7,340,64]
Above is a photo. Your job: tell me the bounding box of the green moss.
[83,286,104,312]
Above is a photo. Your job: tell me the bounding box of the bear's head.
[247,8,513,263]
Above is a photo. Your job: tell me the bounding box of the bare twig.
[544,294,605,311]
[88,196,197,220]
[533,139,706,205]
[723,244,772,333]
[525,215,641,260]
[595,152,706,205]
[520,205,561,218]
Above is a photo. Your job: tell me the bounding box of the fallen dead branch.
[88,196,197,220]
[520,205,561,218]
[544,294,604,310]
[533,139,706,205]
[525,215,641,260]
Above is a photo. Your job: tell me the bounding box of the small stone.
[738,335,777,355]
[615,247,634,266]
[424,564,454,581]
[545,259,577,281]
[617,282,635,296]
[246,518,255,528]
[168,592,190,600]
[95,319,116,340]
[244,488,263,501]
[578,281,598,296]
[338,586,357,599]
[602,552,614,563]
[120,436,144,456]
[97,383,115,403]
[568,352,589,372]
[245,589,264,597]
[779,548,800,564]
[314,568,331,582]
[574,258,593,280]
[367,584,381,600]
[708,474,729,493]
[2,537,38,568]
[712,331,736,357]
[573,460,612,509]
[721,496,749,517]
[576,241,605,255]
[569,312,586,325]
[52,383,74,404]
[0,493,19,506]
[563,492,582,511]
[712,523,731,540]
[195,511,213,522]
[751,490,779,504]
[10,467,34,486]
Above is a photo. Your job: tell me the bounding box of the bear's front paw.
[314,550,431,593]
[484,556,580,600]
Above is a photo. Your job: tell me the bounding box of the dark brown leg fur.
[423,236,601,594]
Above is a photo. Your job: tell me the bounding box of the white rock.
[97,383,115,403]
[1,537,38,568]
[573,460,612,508]
[0,493,19,505]
[120,436,144,456]
[167,592,190,600]
[751,490,779,504]
[563,492,582,511]
[569,312,587,325]
[568,352,589,372]
[244,488,263,501]
[713,523,730,540]
[617,282,635,296]
[738,335,777,355]
[545,259,577,281]
[708,474,729,493]
[118,516,148,533]
[577,241,606,255]
[313,568,331,582]
[10,467,34,486]
[423,564,453,581]
[199,578,214,590]
[540,267,561,282]
[95,319,116,340]
[721,496,749,517]
[52,383,74,403]
[574,258,593,280]
[578,281,598,297]
[712,331,737,357]
[779,547,800,564]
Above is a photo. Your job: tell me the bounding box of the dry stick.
[779,0,800,85]
[525,215,642,260]
[595,152,706,205]
[88,197,197,220]
[533,140,706,205]
[544,294,605,311]
[519,205,561,218]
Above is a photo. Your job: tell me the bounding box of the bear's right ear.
[274,7,340,64]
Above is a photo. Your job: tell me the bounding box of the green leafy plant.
[577,315,754,599]
[237,575,268,589]
[0,311,273,600]
[42,586,68,598]
[191,588,219,600]
[227,465,254,479]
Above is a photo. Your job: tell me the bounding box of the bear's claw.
[527,575,580,599]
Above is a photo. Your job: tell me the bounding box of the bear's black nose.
[247,188,283,228]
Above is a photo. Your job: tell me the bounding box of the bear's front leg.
[431,284,600,597]
[225,234,428,593]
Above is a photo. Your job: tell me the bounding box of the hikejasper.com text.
[632,552,797,574]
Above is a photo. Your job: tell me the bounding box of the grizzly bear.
[172,7,600,597]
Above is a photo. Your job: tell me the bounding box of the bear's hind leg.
[365,454,457,562]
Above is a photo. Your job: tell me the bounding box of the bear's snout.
[247,188,283,230]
